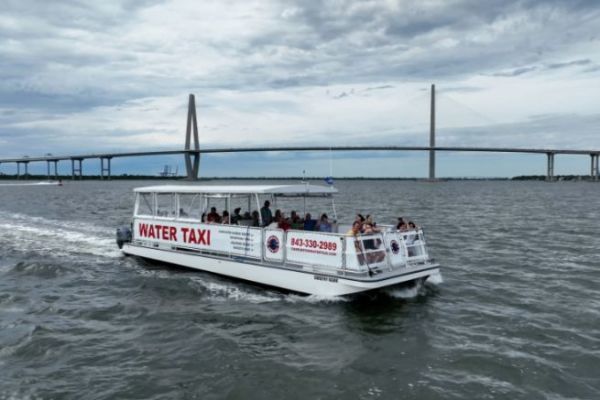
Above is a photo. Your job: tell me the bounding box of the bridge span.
[1,145,598,182]
[0,91,598,181]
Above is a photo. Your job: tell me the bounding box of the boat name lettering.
[138,223,177,241]
[313,275,338,283]
[138,223,211,245]
[290,238,337,251]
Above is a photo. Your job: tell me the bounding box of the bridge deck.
[1,146,599,163]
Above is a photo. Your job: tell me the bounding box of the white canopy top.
[134,184,338,196]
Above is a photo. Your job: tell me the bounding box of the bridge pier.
[591,154,599,181]
[546,153,555,181]
[71,158,83,180]
[184,94,200,180]
[100,157,112,180]
[47,160,59,180]
[16,161,29,179]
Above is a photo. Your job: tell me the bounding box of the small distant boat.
[0,180,63,187]
[116,184,440,296]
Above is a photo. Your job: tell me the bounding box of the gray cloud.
[0,0,599,162]
[492,59,594,77]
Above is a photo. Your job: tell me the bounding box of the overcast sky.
[1,0,599,177]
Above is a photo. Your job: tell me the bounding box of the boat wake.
[0,181,61,187]
[0,211,121,260]
[384,285,422,299]
[191,278,285,304]
[426,271,444,285]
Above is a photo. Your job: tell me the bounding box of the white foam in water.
[189,278,283,303]
[385,285,421,299]
[0,212,121,259]
[286,294,350,304]
[426,271,444,285]
[189,277,351,304]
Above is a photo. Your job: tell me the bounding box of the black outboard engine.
[116,226,132,249]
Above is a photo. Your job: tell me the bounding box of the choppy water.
[0,180,598,399]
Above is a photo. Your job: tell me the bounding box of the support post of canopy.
[17,162,21,179]
[53,160,58,180]
[184,94,201,180]
[546,152,555,182]
[46,160,51,180]
[428,84,436,181]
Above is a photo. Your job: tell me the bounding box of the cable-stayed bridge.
[0,89,598,181]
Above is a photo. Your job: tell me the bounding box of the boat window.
[136,193,154,217]
[156,193,177,218]
[178,194,202,220]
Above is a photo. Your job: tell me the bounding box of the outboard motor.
[116,226,132,249]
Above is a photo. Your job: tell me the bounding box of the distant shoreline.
[0,174,597,181]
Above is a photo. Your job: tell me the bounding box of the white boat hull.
[122,243,439,296]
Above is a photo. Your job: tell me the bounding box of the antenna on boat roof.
[324,147,335,186]
[329,146,333,179]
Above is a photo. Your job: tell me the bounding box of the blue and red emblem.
[390,240,400,255]
[267,235,280,253]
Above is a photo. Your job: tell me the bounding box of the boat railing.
[132,216,430,277]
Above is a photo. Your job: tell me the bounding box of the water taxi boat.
[116,184,440,296]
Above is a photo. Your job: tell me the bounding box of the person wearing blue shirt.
[318,213,332,232]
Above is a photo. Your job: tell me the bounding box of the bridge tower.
[429,84,436,181]
[184,94,200,180]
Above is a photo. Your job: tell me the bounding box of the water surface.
[0,180,598,399]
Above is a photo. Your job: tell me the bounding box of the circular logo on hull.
[267,235,280,253]
[390,240,400,255]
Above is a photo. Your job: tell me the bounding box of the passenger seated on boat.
[303,213,317,231]
[251,210,260,227]
[260,201,273,226]
[318,213,332,232]
[353,213,365,232]
[408,221,419,240]
[363,216,385,263]
[363,215,380,233]
[278,213,291,231]
[346,221,366,265]
[290,210,304,230]
[222,210,230,224]
[274,209,282,222]
[267,216,279,229]
[179,208,188,217]
[396,217,405,230]
[206,207,220,223]
[201,213,207,223]
[398,220,408,231]
[231,208,242,224]
[356,213,366,224]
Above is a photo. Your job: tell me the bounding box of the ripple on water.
[0,181,599,399]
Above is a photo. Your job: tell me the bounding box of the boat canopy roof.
[134,184,338,196]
